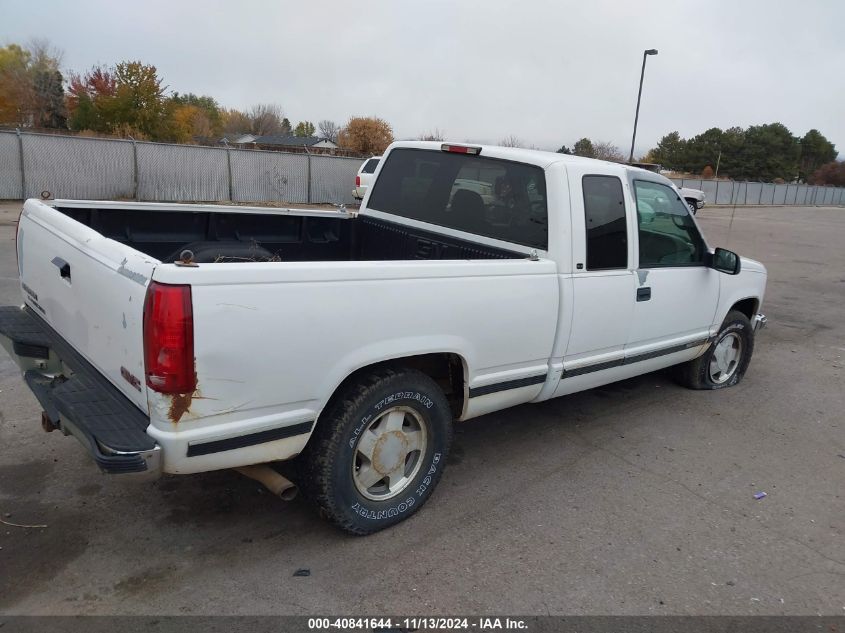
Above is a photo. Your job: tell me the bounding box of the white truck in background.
[679,185,707,214]
[629,162,706,214]
[0,141,767,534]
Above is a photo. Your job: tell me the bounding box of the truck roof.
[388,140,650,177]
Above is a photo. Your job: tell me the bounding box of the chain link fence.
[0,130,364,205]
[23,133,136,200]
[310,154,362,205]
[229,147,310,203]
[0,132,24,199]
[136,142,229,201]
[669,177,845,207]
[2,130,844,206]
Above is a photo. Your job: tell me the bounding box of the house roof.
[254,135,330,147]
[220,133,257,144]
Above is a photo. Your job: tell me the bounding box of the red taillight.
[355,175,361,186]
[143,281,195,394]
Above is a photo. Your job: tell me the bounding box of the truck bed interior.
[55,205,523,263]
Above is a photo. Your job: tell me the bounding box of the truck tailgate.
[17,200,156,413]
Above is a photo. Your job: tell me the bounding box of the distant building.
[220,133,258,145]
[252,135,339,154]
[211,133,358,155]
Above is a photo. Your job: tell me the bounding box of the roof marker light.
[441,143,482,155]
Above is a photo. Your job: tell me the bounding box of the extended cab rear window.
[366,148,548,249]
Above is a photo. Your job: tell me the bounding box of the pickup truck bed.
[55,202,521,263]
[8,195,556,483]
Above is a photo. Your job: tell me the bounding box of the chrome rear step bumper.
[0,305,161,476]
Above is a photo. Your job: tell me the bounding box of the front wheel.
[299,368,453,535]
[686,199,698,215]
[676,310,755,389]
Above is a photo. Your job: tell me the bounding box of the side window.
[582,175,627,270]
[361,158,379,174]
[634,180,706,267]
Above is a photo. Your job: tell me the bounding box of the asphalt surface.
[0,202,842,616]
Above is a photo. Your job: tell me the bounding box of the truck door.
[625,179,720,359]
[558,170,637,382]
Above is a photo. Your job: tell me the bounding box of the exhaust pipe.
[235,465,298,501]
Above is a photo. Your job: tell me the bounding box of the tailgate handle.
[51,257,71,282]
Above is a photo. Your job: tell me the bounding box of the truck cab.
[363,143,765,405]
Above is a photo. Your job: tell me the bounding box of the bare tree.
[248,103,286,136]
[499,135,523,148]
[27,38,63,71]
[592,141,625,162]
[318,119,340,142]
[418,128,445,141]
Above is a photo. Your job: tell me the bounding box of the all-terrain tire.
[299,368,453,535]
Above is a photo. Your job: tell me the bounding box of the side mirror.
[711,247,741,275]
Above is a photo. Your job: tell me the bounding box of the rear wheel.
[677,310,754,389]
[299,368,453,535]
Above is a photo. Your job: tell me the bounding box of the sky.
[2,0,843,157]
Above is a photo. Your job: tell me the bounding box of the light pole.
[628,48,658,163]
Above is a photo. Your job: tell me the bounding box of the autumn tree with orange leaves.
[2,39,399,150]
[337,117,394,155]
[67,61,167,139]
[0,41,66,129]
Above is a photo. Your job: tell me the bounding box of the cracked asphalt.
[0,202,842,615]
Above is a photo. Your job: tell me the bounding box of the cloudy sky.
[2,0,843,156]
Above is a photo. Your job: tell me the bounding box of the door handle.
[51,257,71,282]
[636,286,651,302]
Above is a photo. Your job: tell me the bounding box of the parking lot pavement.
[0,202,842,615]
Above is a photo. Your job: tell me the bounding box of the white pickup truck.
[0,141,767,534]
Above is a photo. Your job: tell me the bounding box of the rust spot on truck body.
[165,363,198,424]
[168,392,194,423]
